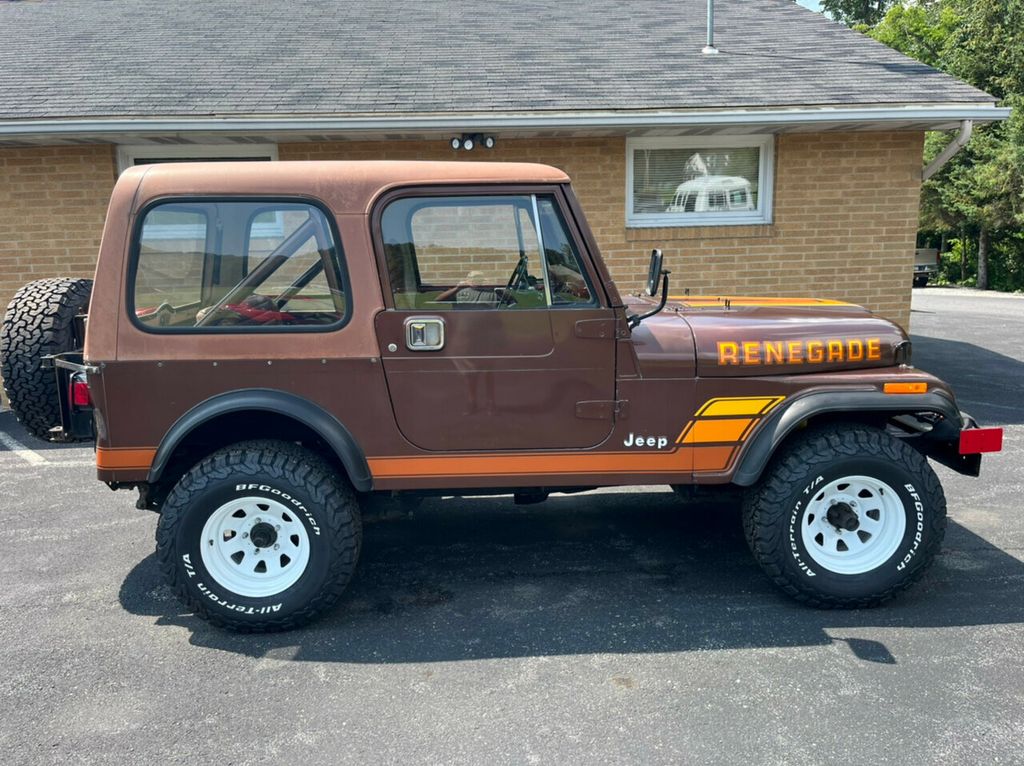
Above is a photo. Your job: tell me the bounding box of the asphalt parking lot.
[1,287,1022,765]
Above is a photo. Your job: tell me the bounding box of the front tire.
[156,440,361,632]
[743,424,946,608]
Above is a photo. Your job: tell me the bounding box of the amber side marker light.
[883,382,928,395]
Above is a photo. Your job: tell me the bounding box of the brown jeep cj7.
[0,161,1003,631]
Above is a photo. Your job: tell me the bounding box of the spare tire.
[1,278,93,440]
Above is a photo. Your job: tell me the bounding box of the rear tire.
[743,424,946,608]
[156,440,361,632]
[1,277,93,439]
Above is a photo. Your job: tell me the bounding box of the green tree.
[821,0,895,27]
[868,0,1024,290]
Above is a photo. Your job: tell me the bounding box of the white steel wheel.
[799,475,906,576]
[200,496,311,598]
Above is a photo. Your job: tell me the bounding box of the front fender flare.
[731,390,962,487]
[147,389,373,492]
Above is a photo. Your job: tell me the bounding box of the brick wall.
[0,133,922,330]
[0,146,116,310]
[280,132,923,328]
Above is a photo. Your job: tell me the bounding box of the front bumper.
[896,411,1003,477]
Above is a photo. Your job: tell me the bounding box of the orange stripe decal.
[682,418,754,444]
[670,295,851,308]
[696,396,785,418]
[368,395,786,480]
[368,449,691,479]
[96,447,157,471]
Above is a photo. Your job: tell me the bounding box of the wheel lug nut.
[274,544,280,550]
[242,532,249,539]
[275,525,280,531]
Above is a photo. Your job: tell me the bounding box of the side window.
[382,195,545,311]
[381,193,595,311]
[536,197,595,306]
[132,201,348,331]
[136,208,208,313]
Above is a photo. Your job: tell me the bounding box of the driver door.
[373,189,618,452]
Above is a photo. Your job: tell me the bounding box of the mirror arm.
[628,270,671,329]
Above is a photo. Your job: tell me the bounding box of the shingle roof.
[0,0,995,121]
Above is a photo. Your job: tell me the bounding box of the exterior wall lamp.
[450,134,496,151]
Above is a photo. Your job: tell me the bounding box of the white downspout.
[922,119,973,180]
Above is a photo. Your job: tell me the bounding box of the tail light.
[70,374,92,408]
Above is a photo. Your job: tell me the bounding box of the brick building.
[0,0,1008,330]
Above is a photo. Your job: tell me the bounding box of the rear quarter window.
[130,199,349,333]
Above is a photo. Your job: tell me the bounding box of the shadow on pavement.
[119,492,1024,664]
[0,410,93,453]
[911,334,1024,426]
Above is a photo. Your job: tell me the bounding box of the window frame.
[127,195,352,335]
[625,135,775,228]
[371,184,607,311]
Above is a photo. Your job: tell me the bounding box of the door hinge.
[575,400,629,420]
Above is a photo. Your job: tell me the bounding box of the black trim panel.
[732,390,963,486]
[147,389,372,492]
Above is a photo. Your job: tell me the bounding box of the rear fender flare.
[147,388,372,492]
[731,390,962,487]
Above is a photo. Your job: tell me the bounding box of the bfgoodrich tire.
[0,277,92,439]
[156,440,361,632]
[742,424,946,608]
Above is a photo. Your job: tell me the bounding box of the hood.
[627,295,909,377]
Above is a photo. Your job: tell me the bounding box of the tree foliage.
[821,0,895,27]
[859,1,1024,290]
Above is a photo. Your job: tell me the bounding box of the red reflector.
[959,427,1003,455]
[71,379,92,408]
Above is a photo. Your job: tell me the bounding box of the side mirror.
[646,249,664,296]
[629,249,671,329]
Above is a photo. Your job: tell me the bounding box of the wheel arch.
[731,390,962,487]
[147,389,373,494]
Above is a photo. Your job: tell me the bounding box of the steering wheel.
[501,256,529,306]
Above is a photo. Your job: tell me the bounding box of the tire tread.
[742,423,946,609]
[156,440,361,632]
[0,277,92,439]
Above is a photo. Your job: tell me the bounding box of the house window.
[626,136,774,227]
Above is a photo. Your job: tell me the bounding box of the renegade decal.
[717,338,882,366]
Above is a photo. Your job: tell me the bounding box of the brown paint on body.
[86,161,926,491]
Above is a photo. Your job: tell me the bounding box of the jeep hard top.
[0,160,1003,631]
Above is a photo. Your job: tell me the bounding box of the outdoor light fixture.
[449,134,496,151]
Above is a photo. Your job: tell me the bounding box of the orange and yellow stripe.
[96,395,786,480]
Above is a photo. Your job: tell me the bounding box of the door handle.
[404,316,445,351]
